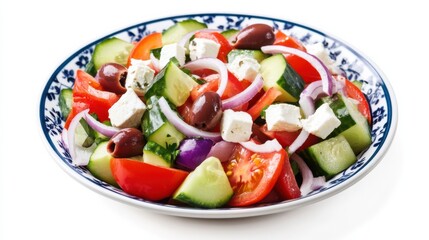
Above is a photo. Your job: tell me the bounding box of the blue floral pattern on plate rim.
[39,13,398,218]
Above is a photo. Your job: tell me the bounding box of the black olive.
[107,128,144,158]
[189,92,223,131]
[96,63,127,94]
[234,24,275,50]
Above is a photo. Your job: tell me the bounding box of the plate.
[39,13,397,218]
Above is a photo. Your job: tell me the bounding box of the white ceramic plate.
[39,13,398,218]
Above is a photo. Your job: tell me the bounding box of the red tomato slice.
[193,31,232,62]
[247,87,282,120]
[110,158,188,201]
[344,79,372,124]
[274,31,306,52]
[223,145,286,207]
[72,70,119,123]
[274,30,320,84]
[127,32,163,66]
[64,100,89,129]
[275,153,301,200]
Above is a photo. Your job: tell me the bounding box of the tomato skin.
[275,154,301,200]
[274,31,320,84]
[64,100,89,129]
[127,32,163,66]
[274,31,306,52]
[223,145,286,207]
[110,158,188,201]
[193,31,232,62]
[344,79,372,124]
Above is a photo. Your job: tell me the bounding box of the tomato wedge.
[110,158,188,201]
[127,32,163,66]
[259,125,320,152]
[275,154,301,200]
[223,145,286,207]
[274,30,320,84]
[193,31,232,62]
[344,79,372,124]
[64,70,119,129]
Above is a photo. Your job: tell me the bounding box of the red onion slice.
[158,97,222,141]
[290,154,326,196]
[240,139,282,153]
[149,52,160,72]
[83,111,119,138]
[184,58,228,97]
[206,141,236,162]
[178,29,220,49]
[261,45,334,95]
[287,130,310,155]
[222,74,264,110]
[66,109,96,166]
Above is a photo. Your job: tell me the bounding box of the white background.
[0,0,426,239]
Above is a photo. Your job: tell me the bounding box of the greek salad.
[60,19,372,208]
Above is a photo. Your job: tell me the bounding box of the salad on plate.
[59,19,372,208]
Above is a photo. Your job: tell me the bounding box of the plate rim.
[39,12,398,218]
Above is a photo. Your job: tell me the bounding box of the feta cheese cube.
[265,103,302,132]
[125,59,155,96]
[220,109,253,142]
[108,89,147,128]
[227,55,260,81]
[159,43,186,69]
[189,38,221,61]
[301,103,341,139]
[305,42,340,74]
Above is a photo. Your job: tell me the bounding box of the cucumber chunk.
[145,60,197,107]
[87,141,118,186]
[142,96,185,149]
[75,118,95,148]
[92,37,134,71]
[301,135,356,178]
[173,157,233,208]
[221,29,239,43]
[318,93,372,154]
[162,19,207,45]
[143,141,176,168]
[227,49,268,63]
[260,54,305,102]
[59,88,73,120]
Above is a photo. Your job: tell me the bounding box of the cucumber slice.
[87,141,118,186]
[59,88,72,120]
[143,141,176,167]
[142,96,185,149]
[173,157,233,208]
[75,118,95,148]
[92,37,134,71]
[227,49,268,63]
[145,60,197,107]
[318,93,372,154]
[301,135,356,178]
[260,54,305,102]
[162,19,207,45]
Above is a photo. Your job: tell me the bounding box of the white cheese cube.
[189,38,221,61]
[305,42,341,74]
[159,43,186,69]
[265,103,302,132]
[227,55,260,81]
[108,89,146,128]
[301,103,341,139]
[125,59,155,96]
[220,109,253,143]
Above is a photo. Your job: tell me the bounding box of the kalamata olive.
[189,92,223,131]
[107,128,144,158]
[96,63,127,94]
[234,24,275,50]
